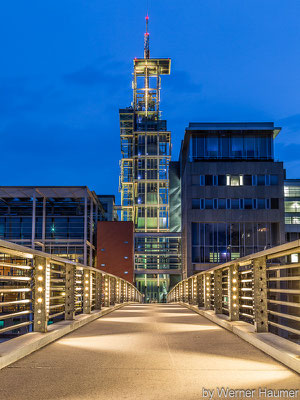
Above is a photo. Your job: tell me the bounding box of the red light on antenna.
[146,16,149,20]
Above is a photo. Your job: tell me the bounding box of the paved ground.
[0,304,299,400]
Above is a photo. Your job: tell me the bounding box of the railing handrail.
[168,239,300,344]
[0,239,138,287]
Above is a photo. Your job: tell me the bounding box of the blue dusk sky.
[1,1,300,200]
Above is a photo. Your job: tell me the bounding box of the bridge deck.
[1,304,299,400]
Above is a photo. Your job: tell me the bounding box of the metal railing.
[0,240,142,341]
[167,240,300,344]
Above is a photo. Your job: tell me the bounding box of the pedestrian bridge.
[0,303,299,400]
[0,239,300,399]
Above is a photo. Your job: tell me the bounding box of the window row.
[190,135,273,160]
[285,216,300,225]
[284,186,300,198]
[192,174,279,187]
[285,201,300,213]
[191,222,280,263]
[192,198,279,210]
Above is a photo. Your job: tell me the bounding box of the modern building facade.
[0,186,104,266]
[97,195,118,222]
[119,17,182,301]
[97,221,134,283]
[180,123,286,277]
[284,179,300,243]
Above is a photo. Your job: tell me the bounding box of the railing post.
[204,273,211,310]
[184,280,188,303]
[83,269,92,314]
[65,264,75,320]
[104,274,110,307]
[228,264,239,321]
[95,272,102,310]
[214,269,222,314]
[197,274,204,308]
[120,280,124,303]
[253,256,268,332]
[188,278,192,304]
[33,256,49,332]
[110,277,116,306]
[192,276,197,305]
[115,278,120,303]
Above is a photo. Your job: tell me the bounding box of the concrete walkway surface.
[0,304,299,400]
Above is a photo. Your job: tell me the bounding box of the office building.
[284,179,300,243]
[0,186,104,266]
[118,16,182,301]
[179,122,286,277]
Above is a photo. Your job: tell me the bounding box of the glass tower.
[119,17,181,302]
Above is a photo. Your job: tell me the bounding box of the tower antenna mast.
[144,12,150,59]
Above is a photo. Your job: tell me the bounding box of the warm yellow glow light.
[38,265,43,271]
[37,298,43,303]
[38,276,43,281]
[38,287,43,292]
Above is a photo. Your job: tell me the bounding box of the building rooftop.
[0,186,95,199]
[186,122,281,138]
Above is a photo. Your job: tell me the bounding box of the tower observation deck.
[119,16,181,302]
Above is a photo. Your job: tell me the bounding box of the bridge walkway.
[0,304,299,400]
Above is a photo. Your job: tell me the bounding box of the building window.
[271,198,279,209]
[124,241,128,244]
[124,256,128,259]
[257,175,266,186]
[285,201,300,212]
[101,248,105,251]
[218,175,226,186]
[205,175,213,186]
[226,175,243,186]
[284,185,300,197]
[244,175,252,186]
[101,263,105,266]
[192,199,200,209]
[285,216,300,224]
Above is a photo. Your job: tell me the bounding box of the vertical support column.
[95,272,102,310]
[33,256,49,332]
[83,194,88,266]
[31,190,36,249]
[253,257,268,332]
[228,264,239,321]
[42,196,46,252]
[89,197,93,267]
[214,269,223,314]
[197,274,204,308]
[204,273,211,310]
[65,264,75,320]
[83,269,92,314]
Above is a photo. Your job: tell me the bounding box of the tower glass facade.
[119,18,181,302]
